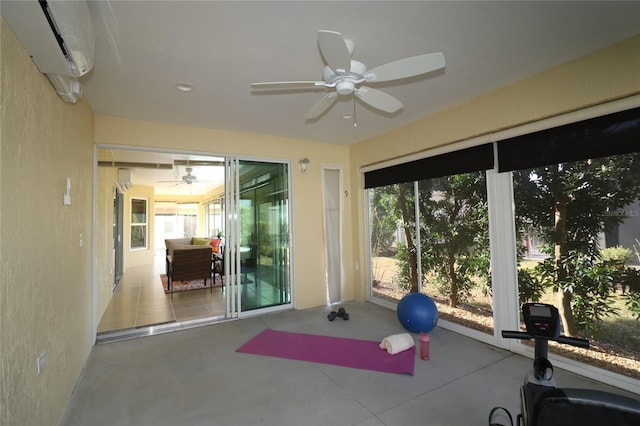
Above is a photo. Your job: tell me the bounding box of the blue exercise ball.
[397,293,439,333]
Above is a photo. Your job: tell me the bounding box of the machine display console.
[522,303,560,338]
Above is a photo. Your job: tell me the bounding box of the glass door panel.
[224,158,291,318]
[237,160,291,312]
[225,158,240,318]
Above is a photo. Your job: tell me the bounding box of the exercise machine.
[489,302,640,426]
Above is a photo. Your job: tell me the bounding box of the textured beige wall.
[1,19,94,426]
[94,118,354,309]
[348,35,640,300]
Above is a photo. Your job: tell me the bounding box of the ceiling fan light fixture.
[181,167,197,183]
[336,81,354,95]
[176,82,194,92]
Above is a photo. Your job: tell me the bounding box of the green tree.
[419,172,490,307]
[514,152,640,336]
[369,186,401,257]
[396,182,419,293]
[372,175,489,303]
[370,183,419,292]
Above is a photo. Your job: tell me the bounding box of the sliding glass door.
[225,158,292,317]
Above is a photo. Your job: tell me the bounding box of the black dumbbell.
[336,307,349,320]
[327,307,349,321]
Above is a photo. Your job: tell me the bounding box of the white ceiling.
[80,1,640,196]
[83,1,640,146]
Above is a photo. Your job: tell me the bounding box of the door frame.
[225,156,295,319]
[92,146,295,338]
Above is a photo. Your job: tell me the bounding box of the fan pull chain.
[353,97,357,127]
[351,98,359,141]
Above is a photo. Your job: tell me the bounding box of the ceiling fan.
[250,30,445,120]
[158,167,202,185]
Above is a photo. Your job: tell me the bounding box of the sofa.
[165,237,221,291]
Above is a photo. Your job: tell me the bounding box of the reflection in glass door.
[113,186,124,290]
[225,159,291,316]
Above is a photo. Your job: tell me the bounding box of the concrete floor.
[61,302,636,426]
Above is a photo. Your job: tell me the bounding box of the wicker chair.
[167,246,213,292]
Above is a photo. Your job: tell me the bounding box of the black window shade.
[364,143,494,189]
[497,107,640,172]
[364,107,639,189]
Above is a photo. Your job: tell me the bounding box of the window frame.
[130,197,148,250]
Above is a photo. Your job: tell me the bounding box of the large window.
[130,198,147,249]
[370,182,416,303]
[154,202,199,250]
[178,203,198,237]
[367,105,640,384]
[512,153,640,380]
[369,173,492,335]
[368,144,495,334]
[499,107,640,379]
[204,196,224,238]
[418,172,492,335]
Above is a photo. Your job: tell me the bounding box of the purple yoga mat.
[236,329,415,375]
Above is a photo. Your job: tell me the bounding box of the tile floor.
[97,251,289,335]
[63,302,638,426]
[97,254,227,333]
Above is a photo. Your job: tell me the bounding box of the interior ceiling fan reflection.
[250,30,445,120]
[158,167,209,186]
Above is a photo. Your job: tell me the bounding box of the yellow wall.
[94,118,355,308]
[348,35,640,300]
[1,19,94,425]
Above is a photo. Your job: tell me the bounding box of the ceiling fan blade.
[317,30,351,73]
[251,81,326,90]
[354,87,403,114]
[305,93,338,120]
[365,52,445,83]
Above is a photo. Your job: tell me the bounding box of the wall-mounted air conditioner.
[2,0,95,103]
[117,169,133,192]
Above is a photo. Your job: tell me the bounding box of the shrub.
[600,246,632,266]
[395,243,412,292]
